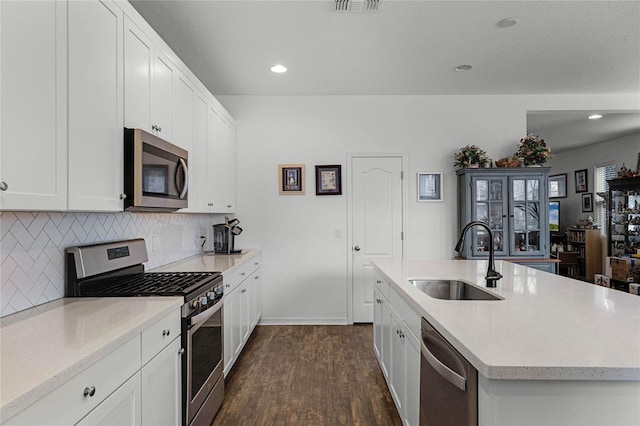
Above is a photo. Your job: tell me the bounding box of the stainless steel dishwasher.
[420,317,478,426]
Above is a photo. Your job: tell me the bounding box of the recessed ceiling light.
[453,65,472,72]
[270,64,287,73]
[497,18,519,28]
[588,114,603,120]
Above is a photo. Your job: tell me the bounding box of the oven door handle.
[189,300,222,327]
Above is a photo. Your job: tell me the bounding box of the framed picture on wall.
[574,169,588,193]
[582,193,593,212]
[315,165,342,195]
[278,164,305,195]
[549,174,567,198]
[417,172,443,202]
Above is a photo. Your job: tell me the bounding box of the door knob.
[354,245,361,251]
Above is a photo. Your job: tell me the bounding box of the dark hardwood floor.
[212,325,402,426]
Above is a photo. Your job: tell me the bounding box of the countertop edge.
[0,297,183,423]
[372,261,640,382]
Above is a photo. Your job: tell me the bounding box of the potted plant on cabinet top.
[515,134,552,166]
[454,145,492,169]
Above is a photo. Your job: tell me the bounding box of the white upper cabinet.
[123,16,174,141]
[218,115,237,213]
[0,0,67,211]
[195,92,220,212]
[152,51,175,141]
[123,16,152,133]
[67,0,124,211]
[174,71,196,211]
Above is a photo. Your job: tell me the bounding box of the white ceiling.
[527,110,640,153]
[130,0,640,96]
[130,0,640,151]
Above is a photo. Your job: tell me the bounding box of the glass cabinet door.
[510,177,544,256]
[471,177,507,256]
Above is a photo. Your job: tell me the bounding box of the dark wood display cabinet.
[608,175,640,257]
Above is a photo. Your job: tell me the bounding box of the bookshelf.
[566,228,602,282]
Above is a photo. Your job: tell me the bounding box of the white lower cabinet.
[373,270,420,426]
[78,372,141,426]
[141,337,182,426]
[6,309,181,426]
[223,254,262,377]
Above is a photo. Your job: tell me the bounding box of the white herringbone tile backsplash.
[0,211,225,317]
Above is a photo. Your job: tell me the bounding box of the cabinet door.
[0,0,67,211]
[67,0,123,211]
[124,16,152,133]
[469,176,508,257]
[218,115,236,212]
[250,269,261,329]
[389,312,404,412]
[380,296,391,380]
[174,71,196,211]
[223,286,239,377]
[152,51,174,140]
[195,93,219,212]
[403,329,421,426]
[141,337,182,426]
[79,372,141,426]
[509,175,546,256]
[240,280,251,343]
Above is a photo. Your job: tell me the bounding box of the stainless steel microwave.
[124,128,188,211]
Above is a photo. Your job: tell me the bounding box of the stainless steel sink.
[409,279,503,301]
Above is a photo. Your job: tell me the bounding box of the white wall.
[546,132,640,230]
[219,94,639,324]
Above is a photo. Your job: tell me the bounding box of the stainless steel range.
[66,239,224,426]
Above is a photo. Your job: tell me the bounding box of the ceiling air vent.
[335,0,380,13]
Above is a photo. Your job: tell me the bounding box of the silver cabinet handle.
[83,386,96,397]
[178,348,185,355]
[227,205,232,208]
[420,340,466,392]
[354,245,361,251]
[241,289,246,294]
[162,329,170,337]
[0,182,7,191]
[120,193,127,200]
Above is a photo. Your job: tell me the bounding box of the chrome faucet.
[455,221,503,287]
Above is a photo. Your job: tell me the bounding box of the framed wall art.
[549,173,567,198]
[417,172,443,202]
[278,164,305,195]
[315,165,342,195]
[582,193,593,212]
[574,169,588,193]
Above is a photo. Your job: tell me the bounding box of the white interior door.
[351,156,403,322]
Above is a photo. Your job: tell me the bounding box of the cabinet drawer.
[9,335,141,425]
[390,288,420,340]
[223,270,238,293]
[141,309,181,366]
[374,272,390,301]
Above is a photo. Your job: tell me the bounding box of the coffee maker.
[212,217,243,254]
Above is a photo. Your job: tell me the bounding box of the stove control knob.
[207,291,215,301]
[191,300,201,309]
[200,296,208,306]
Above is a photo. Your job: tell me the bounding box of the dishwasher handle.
[421,338,467,392]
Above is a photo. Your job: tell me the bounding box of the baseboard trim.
[258,317,350,325]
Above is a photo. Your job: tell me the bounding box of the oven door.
[186,301,224,425]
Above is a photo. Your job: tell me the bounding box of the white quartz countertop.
[373,259,640,381]
[0,296,183,422]
[149,249,260,274]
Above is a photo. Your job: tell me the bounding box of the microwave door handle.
[178,158,189,199]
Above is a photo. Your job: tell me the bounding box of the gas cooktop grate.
[83,271,221,296]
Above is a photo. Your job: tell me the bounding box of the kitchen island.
[373,259,640,425]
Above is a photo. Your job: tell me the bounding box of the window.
[594,163,616,236]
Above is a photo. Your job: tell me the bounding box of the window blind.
[594,163,616,235]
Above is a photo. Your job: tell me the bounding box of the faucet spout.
[455,221,503,288]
